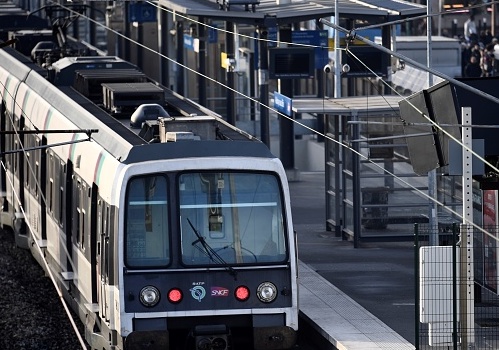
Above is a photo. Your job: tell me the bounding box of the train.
[0,7,298,350]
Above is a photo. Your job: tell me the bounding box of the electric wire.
[36,1,499,242]
[0,158,88,349]
[1,1,498,344]
[343,46,499,241]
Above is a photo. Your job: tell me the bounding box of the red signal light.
[168,288,183,303]
[234,286,250,301]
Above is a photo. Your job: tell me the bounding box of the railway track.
[0,228,86,350]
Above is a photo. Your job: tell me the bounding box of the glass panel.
[125,175,169,267]
[179,172,287,265]
[344,201,354,231]
[327,163,336,191]
[327,191,337,223]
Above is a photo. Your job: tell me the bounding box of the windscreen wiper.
[187,218,237,280]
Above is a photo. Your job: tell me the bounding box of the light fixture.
[169,24,177,36]
[235,285,250,301]
[168,288,183,304]
[256,282,277,303]
[140,286,160,307]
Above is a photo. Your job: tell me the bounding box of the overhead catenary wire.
[32,1,499,242]
[2,3,499,345]
[0,86,89,349]
[321,26,499,239]
[0,159,88,349]
[340,33,499,176]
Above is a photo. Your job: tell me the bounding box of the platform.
[290,171,416,349]
[298,260,414,350]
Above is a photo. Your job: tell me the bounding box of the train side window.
[74,179,81,246]
[104,205,110,279]
[35,159,39,197]
[59,161,66,227]
[25,146,30,188]
[47,152,54,214]
[49,178,54,213]
[80,182,89,250]
[125,175,170,268]
[34,138,40,197]
[81,209,85,249]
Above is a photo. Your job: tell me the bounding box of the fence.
[415,223,499,349]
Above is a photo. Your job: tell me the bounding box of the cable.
[2,3,498,345]
[28,1,499,242]
[0,159,88,349]
[2,7,498,336]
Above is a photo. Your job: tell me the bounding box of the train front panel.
[115,156,298,350]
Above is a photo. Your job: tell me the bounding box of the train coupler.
[193,324,230,350]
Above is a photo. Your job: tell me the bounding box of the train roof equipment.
[1,26,264,165]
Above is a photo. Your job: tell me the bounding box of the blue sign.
[184,34,199,52]
[128,3,157,23]
[208,27,218,44]
[274,92,292,117]
[292,30,329,70]
[184,34,194,50]
[267,27,278,48]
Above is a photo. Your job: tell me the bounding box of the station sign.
[128,3,157,23]
[273,91,292,116]
[184,34,199,53]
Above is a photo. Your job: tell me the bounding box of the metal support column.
[158,6,168,86]
[278,24,295,171]
[176,21,184,95]
[258,27,270,147]
[124,3,131,62]
[352,112,361,248]
[460,107,475,347]
[226,22,236,125]
[198,17,207,107]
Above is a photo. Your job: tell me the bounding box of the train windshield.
[179,172,287,266]
[125,175,170,267]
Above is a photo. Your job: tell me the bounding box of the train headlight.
[257,282,277,303]
[140,286,160,307]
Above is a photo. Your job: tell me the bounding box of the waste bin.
[362,187,389,229]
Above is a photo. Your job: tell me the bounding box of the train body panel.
[0,20,298,350]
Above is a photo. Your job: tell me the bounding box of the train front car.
[117,141,298,350]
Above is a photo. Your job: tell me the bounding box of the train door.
[38,135,47,241]
[23,132,47,242]
[12,114,26,247]
[0,102,7,224]
[90,184,98,305]
[97,199,111,321]
[65,160,74,273]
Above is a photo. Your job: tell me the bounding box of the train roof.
[124,140,275,164]
[0,32,267,164]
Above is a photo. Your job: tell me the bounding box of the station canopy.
[157,0,427,25]
[292,95,403,116]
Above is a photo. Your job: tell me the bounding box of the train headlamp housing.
[168,288,183,304]
[140,286,160,307]
[257,282,277,303]
[235,285,250,301]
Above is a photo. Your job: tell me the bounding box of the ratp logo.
[190,286,206,302]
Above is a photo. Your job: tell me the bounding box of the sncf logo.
[211,286,229,297]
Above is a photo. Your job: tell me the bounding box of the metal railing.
[415,223,499,349]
